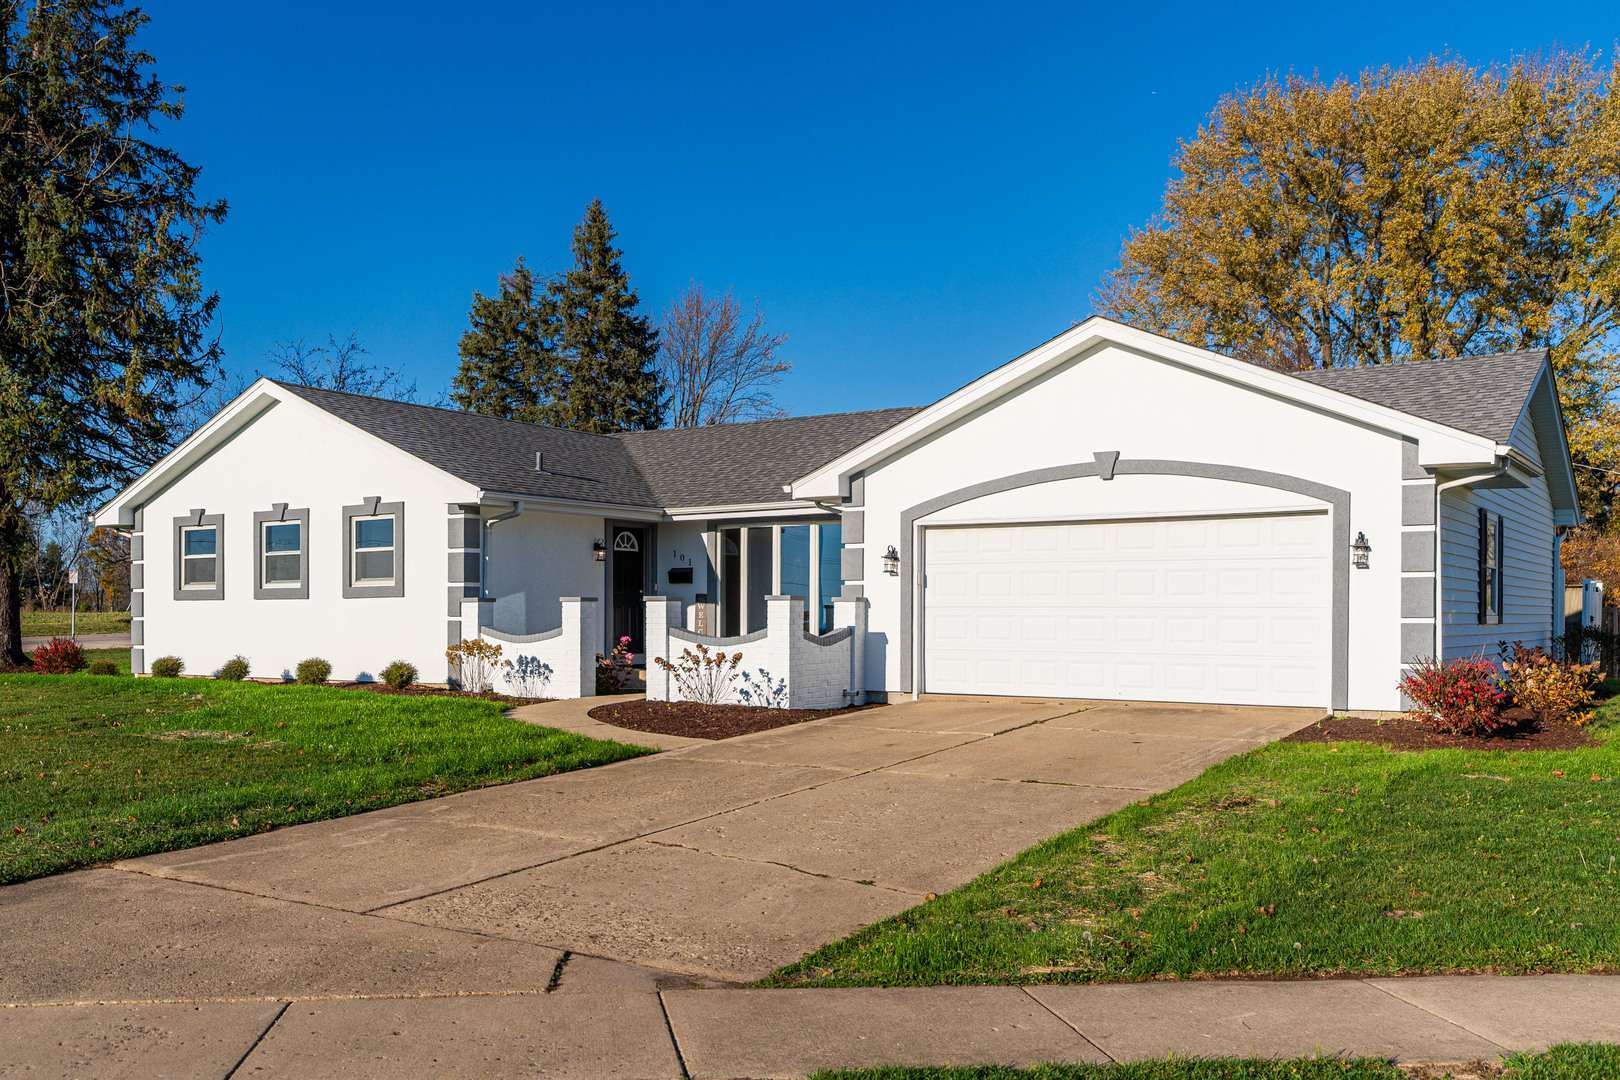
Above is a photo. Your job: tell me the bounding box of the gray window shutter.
[1478,507,1488,624]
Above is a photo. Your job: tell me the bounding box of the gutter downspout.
[1432,463,1509,663]
[481,501,524,602]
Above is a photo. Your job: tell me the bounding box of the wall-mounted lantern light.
[592,538,606,563]
[1351,531,1371,570]
[882,545,900,576]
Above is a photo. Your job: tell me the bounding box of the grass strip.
[770,709,1619,987]
[0,672,651,883]
[20,611,131,637]
[807,1043,1620,1079]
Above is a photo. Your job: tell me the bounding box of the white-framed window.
[181,526,218,588]
[262,521,302,587]
[1479,508,1504,624]
[352,515,397,585]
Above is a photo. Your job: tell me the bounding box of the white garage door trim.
[895,456,1351,709]
[919,511,1333,707]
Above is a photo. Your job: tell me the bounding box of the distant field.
[21,611,131,637]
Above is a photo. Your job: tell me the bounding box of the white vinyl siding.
[1441,408,1557,660]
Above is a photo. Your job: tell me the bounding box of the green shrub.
[216,655,251,681]
[381,659,417,690]
[296,657,332,685]
[149,655,184,678]
[86,659,120,676]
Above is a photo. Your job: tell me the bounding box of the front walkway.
[27,695,1588,1077]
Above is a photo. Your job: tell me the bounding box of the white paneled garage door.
[922,514,1331,707]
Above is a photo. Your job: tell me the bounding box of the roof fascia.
[93,380,282,527]
[664,500,833,522]
[1514,361,1581,520]
[478,491,664,521]
[790,318,1500,499]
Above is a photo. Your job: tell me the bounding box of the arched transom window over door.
[614,531,639,552]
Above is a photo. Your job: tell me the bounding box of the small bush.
[30,637,87,674]
[381,659,418,690]
[149,655,184,678]
[1502,641,1600,727]
[652,643,740,705]
[86,659,120,676]
[295,657,332,685]
[446,638,502,693]
[217,655,251,681]
[1398,654,1505,736]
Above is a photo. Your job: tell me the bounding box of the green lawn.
[0,672,651,884]
[21,611,131,636]
[808,1044,1620,1080]
[770,707,1620,988]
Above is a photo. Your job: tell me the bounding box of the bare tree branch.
[659,282,790,427]
[267,332,421,402]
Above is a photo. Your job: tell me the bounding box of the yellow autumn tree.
[1096,51,1620,525]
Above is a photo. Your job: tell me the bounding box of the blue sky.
[144,2,1612,418]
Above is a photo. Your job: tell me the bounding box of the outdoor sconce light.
[881,545,900,576]
[1351,531,1371,570]
[592,538,606,563]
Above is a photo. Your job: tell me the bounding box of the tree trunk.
[0,556,23,667]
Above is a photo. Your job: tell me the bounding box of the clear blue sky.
[143,2,1612,418]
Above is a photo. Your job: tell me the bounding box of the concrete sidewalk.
[20,631,131,651]
[3,974,1616,1078]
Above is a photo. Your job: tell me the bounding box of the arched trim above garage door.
[898,456,1351,710]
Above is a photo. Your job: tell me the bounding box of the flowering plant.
[653,643,740,705]
[446,637,503,693]
[595,636,635,694]
[1500,641,1600,727]
[1397,655,1506,736]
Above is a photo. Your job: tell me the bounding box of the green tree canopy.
[1095,51,1620,524]
[0,0,226,663]
[453,201,663,432]
[550,199,663,432]
[449,256,561,424]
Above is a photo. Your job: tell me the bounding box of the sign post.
[68,568,79,640]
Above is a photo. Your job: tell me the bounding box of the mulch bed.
[588,699,882,740]
[1283,710,1597,751]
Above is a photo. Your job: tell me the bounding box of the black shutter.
[1496,514,1505,624]
[1478,507,1488,624]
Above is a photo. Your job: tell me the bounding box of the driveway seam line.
[657,991,692,1079]
[1019,986,1116,1063]
[1360,978,1516,1052]
[222,999,288,1079]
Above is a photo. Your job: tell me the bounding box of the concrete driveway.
[6,695,1317,1011]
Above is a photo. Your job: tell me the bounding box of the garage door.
[922,514,1330,707]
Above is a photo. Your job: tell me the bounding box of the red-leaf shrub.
[1399,655,1506,735]
[31,637,87,674]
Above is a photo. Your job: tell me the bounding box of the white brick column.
[643,596,682,701]
[832,593,868,705]
[563,597,599,698]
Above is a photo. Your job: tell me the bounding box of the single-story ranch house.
[94,318,1578,713]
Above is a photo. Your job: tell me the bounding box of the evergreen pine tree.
[449,257,564,424]
[0,1,226,664]
[550,199,663,432]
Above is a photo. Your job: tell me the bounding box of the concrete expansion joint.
[222,999,287,1080]
[1362,978,1515,1055]
[657,990,693,1079]
[1019,985,1116,1064]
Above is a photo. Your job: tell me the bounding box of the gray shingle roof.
[277,381,920,509]
[1290,349,1549,443]
[611,409,923,507]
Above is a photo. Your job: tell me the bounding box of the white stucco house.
[94,318,1579,713]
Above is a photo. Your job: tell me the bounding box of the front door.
[611,527,646,657]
